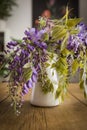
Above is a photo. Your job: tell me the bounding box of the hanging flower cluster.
[5,10,87,114]
[6,26,50,114]
[67,23,87,52]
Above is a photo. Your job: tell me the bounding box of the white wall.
[6,0,32,40]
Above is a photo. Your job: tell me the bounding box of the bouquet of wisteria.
[6,9,87,114]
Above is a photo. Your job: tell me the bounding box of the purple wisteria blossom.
[22,68,38,95]
[24,28,47,49]
[77,23,87,46]
[67,35,80,52]
[67,23,87,53]
[6,27,48,113]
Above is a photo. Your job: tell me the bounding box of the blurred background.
[6,0,87,39]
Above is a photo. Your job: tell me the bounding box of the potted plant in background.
[0,0,17,30]
[5,8,87,115]
[0,0,17,81]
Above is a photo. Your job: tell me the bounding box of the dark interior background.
[0,32,4,52]
[32,0,79,26]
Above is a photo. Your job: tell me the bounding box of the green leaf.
[52,25,64,32]
[23,68,32,82]
[51,63,56,68]
[45,62,50,68]
[65,6,69,24]
[55,82,68,99]
[70,29,79,35]
[66,18,82,28]
[42,80,54,94]
[61,34,69,51]
[52,25,67,40]
[80,69,84,79]
[72,60,79,74]
[23,63,31,68]
[61,49,71,56]
[79,80,84,89]
[55,89,61,99]
[43,33,49,41]
[39,18,46,27]
[52,28,67,40]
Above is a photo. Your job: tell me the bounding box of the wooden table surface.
[0,83,87,130]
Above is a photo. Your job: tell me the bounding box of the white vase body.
[31,58,61,107]
[31,83,61,107]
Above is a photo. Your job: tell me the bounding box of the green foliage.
[66,18,82,28]
[43,33,49,42]
[72,59,79,75]
[44,10,85,100]
[79,79,84,89]
[55,81,68,100]
[45,62,50,68]
[84,91,87,98]
[60,34,69,51]
[42,78,54,94]
[51,56,68,76]
[23,68,32,83]
[52,25,67,40]
[50,52,69,100]
[55,87,61,99]
[51,14,81,45]
[0,0,17,19]
[39,60,54,94]
[39,17,46,28]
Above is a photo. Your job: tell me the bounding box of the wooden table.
[0,83,87,130]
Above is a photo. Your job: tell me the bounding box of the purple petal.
[31,73,37,82]
[24,30,30,36]
[40,42,47,49]
[23,84,29,94]
[8,41,18,46]
[24,84,29,91]
[6,44,13,49]
[27,79,33,88]
[27,44,34,51]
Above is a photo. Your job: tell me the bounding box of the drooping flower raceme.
[7,28,48,114]
[67,23,87,57]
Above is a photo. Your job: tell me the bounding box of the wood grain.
[0,83,87,130]
[0,83,8,102]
